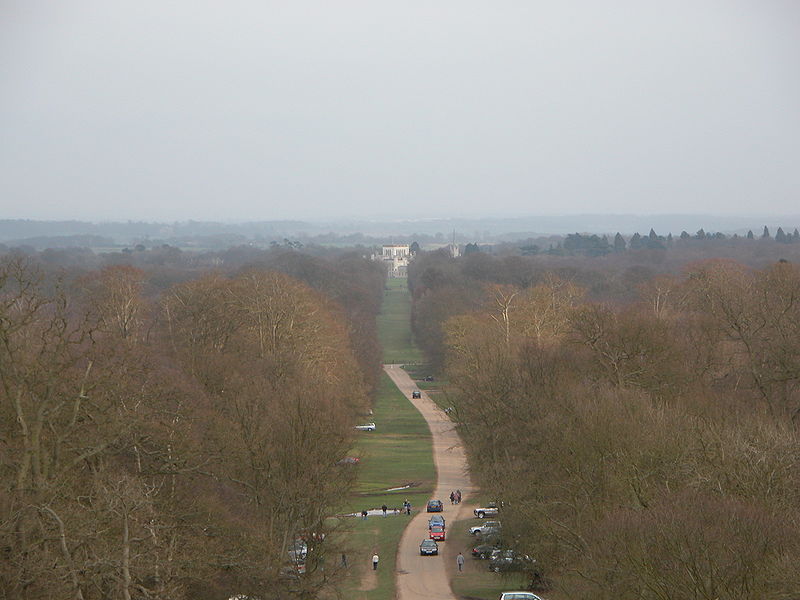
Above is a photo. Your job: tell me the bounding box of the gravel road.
[384,364,474,600]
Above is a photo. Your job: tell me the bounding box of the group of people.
[449,489,462,504]
[402,499,412,515]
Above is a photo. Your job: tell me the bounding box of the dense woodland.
[409,243,800,598]
[0,249,384,600]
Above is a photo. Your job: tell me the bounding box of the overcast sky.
[1,1,798,222]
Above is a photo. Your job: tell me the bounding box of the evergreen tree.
[680,231,690,240]
[696,229,706,239]
[667,233,674,247]
[614,232,626,252]
[776,227,788,243]
[763,226,771,239]
[629,232,642,249]
[793,229,800,242]
[747,230,755,239]
[649,228,658,240]
[409,241,420,254]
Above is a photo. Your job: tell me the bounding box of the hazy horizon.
[2,2,799,222]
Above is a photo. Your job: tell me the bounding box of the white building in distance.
[374,244,411,278]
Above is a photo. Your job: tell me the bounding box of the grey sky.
[1,1,798,222]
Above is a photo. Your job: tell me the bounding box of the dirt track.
[384,364,474,600]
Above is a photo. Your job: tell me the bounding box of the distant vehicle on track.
[429,525,446,541]
[426,499,444,512]
[419,539,439,555]
[354,423,375,431]
[336,456,360,465]
[474,502,499,518]
[498,593,543,600]
[411,390,421,398]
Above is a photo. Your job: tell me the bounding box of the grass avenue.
[340,279,433,600]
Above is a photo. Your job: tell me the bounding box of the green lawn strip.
[400,363,432,381]
[345,376,435,512]
[339,373,435,599]
[342,514,416,600]
[378,278,423,364]
[401,364,448,400]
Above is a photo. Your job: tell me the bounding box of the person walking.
[372,553,379,570]
[456,552,465,572]
[456,489,462,504]
[406,501,412,515]
[449,491,455,504]
[341,552,347,568]
[381,504,388,517]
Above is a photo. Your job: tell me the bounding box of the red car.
[429,525,446,541]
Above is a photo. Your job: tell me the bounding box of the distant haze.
[1,1,799,222]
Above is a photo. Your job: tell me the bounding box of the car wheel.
[477,512,485,518]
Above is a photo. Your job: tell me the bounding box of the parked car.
[336,456,360,465]
[287,539,307,562]
[429,525,446,541]
[411,390,421,398]
[419,539,439,555]
[426,499,444,512]
[469,520,501,535]
[489,549,534,573]
[428,515,445,529]
[354,423,375,431]
[474,502,499,518]
[499,593,543,600]
[471,543,498,559]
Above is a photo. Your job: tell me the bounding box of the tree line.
[408,239,800,370]
[0,250,384,600]
[415,256,800,598]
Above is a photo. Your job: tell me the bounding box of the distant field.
[378,278,423,364]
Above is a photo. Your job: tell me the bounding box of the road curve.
[384,364,475,600]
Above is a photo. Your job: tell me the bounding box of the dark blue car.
[426,499,444,512]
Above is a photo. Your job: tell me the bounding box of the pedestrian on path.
[406,501,412,515]
[457,552,465,572]
[381,504,388,517]
[456,489,462,504]
[341,553,347,568]
[372,553,379,570]
[449,491,455,504]
[361,509,368,520]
